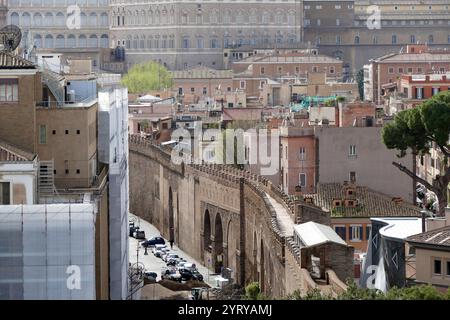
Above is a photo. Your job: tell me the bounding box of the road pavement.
[128,213,218,288]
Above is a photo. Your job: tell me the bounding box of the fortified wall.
[128,135,351,297]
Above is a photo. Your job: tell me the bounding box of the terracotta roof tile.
[407,226,450,248]
[306,183,421,218]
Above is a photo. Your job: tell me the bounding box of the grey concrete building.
[110,0,303,70]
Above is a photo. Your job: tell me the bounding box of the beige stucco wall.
[415,248,450,288]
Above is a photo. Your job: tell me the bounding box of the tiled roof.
[306,183,422,218]
[235,55,342,64]
[0,51,36,69]
[0,139,36,161]
[377,53,450,63]
[171,66,233,79]
[407,226,450,248]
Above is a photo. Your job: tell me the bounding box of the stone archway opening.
[214,214,224,274]
[168,187,174,241]
[226,220,237,281]
[260,238,265,294]
[253,232,258,281]
[203,210,212,262]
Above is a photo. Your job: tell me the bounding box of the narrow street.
[128,213,218,289]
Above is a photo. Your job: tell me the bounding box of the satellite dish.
[0,25,22,51]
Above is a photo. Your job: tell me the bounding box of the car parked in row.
[141,236,165,248]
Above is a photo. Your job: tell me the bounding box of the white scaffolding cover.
[0,204,96,300]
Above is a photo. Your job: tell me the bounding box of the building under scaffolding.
[0,204,96,300]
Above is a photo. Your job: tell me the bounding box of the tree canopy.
[381,90,450,216]
[286,281,450,300]
[121,61,173,94]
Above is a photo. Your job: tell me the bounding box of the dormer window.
[333,199,342,208]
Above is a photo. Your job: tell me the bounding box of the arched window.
[55,35,65,48]
[100,34,109,48]
[79,34,87,47]
[44,35,54,48]
[67,34,76,47]
[354,35,360,44]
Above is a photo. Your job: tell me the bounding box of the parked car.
[155,247,170,258]
[161,269,182,282]
[129,225,139,237]
[133,229,146,240]
[144,271,158,281]
[191,270,204,282]
[178,268,204,282]
[163,253,180,262]
[166,259,178,267]
[142,237,166,248]
[152,244,166,254]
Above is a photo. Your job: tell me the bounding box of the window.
[366,225,372,240]
[65,169,69,174]
[350,171,356,183]
[432,87,440,95]
[299,147,306,160]
[336,19,340,26]
[388,67,394,74]
[416,87,424,99]
[0,182,10,205]
[39,125,47,144]
[285,146,288,159]
[203,87,207,95]
[410,35,416,44]
[240,81,246,89]
[299,173,306,188]
[434,259,442,275]
[398,67,404,73]
[350,225,363,241]
[65,130,69,135]
[76,169,80,174]
[259,81,265,89]
[407,68,413,73]
[334,226,346,240]
[260,67,265,75]
[190,88,195,93]
[392,35,397,44]
[447,261,450,276]
[76,130,80,135]
[0,79,19,102]
[349,145,357,156]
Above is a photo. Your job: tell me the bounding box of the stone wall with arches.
[128,135,350,297]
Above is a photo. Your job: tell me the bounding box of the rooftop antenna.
[0,25,22,51]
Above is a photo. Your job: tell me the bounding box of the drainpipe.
[421,210,426,233]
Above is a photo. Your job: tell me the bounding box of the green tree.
[356,69,364,100]
[244,282,261,300]
[382,91,450,216]
[121,61,173,94]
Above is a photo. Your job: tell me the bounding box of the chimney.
[421,210,426,233]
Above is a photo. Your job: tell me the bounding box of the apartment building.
[306,182,422,252]
[364,45,450,105]
[407,225,450,291]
